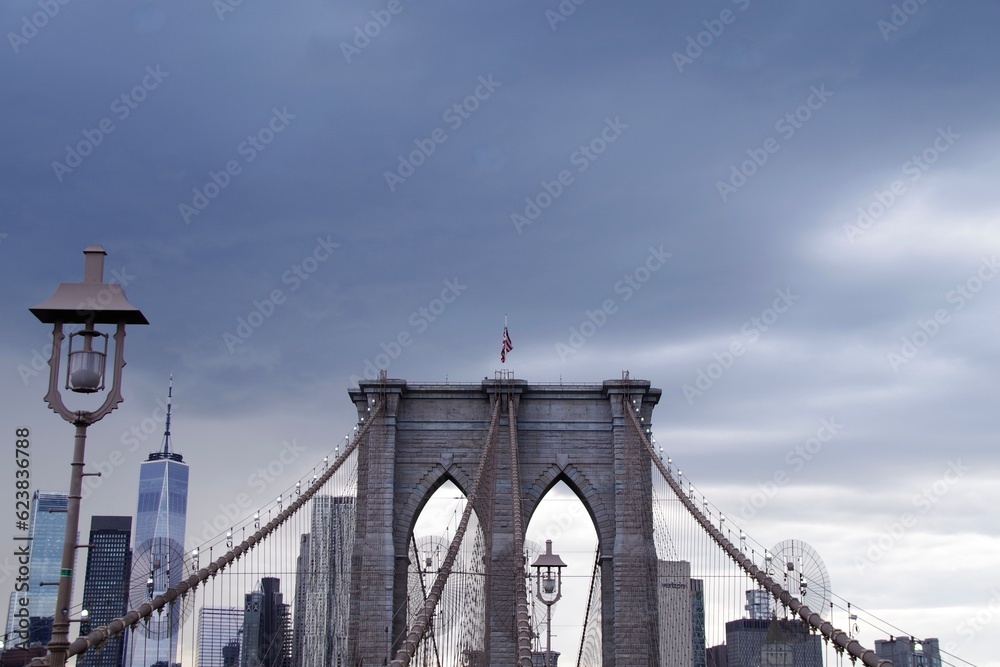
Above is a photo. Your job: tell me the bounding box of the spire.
[161,375,173,455]
[146,375,183,463]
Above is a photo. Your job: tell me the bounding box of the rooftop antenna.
[161,375,173,455]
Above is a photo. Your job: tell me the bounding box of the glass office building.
[691,578,706,667]
[242,578,290,667]
[126,385,189,667]
[79,516,132,667]
[198,607,245,667]
[27,490,68,646]
[725,617,822,667]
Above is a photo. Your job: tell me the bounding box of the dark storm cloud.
[3,0,1000,660]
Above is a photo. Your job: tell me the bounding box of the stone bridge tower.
[347,377,662,666]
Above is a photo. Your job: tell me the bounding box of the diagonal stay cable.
[575,550,601,667]
[65,397,386,660]
[622,394,893,667]
[507,397,534,667]
[389,395,502,667]
[410,535,443,667]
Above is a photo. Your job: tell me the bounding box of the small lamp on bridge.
[531,540,567,667]
[29,245,148,667]
[531,539,567,600]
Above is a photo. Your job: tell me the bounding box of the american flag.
[501,325,513,363]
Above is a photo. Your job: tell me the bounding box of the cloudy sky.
[2,0,999,663]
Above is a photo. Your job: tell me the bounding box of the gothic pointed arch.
[524,464,612,556]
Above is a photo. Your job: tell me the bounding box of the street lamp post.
[530,540,567,667]
[29,245,147,667]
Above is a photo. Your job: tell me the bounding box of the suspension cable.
[575,550,601,667]
[507,397,534,666]
[623,393,893,667]
[66,397,385,659]
[409,536,444,667]
[389,395,502,667]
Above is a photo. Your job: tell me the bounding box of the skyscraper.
[744,589,772,620]
[198,607,244,667]
[725,617,822,667]
[291,534,309,667]
[875,637,942,667]
[79,516,132,667]
[241,578,290,667]
[691,578,706,667]
[657,560,693,667]
[27,490,68,646]
[759,620,795,667]
[656,560,706,667]
[126,381,189,667]
[223,641,241,667]
[297,496,354,667]
[706,644,728,667]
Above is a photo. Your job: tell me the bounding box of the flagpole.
[501,314,512,366]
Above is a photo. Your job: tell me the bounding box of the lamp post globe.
[530,540,567,667]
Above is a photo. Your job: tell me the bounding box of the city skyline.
[0,489,958,667]
[0,373,984,665]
